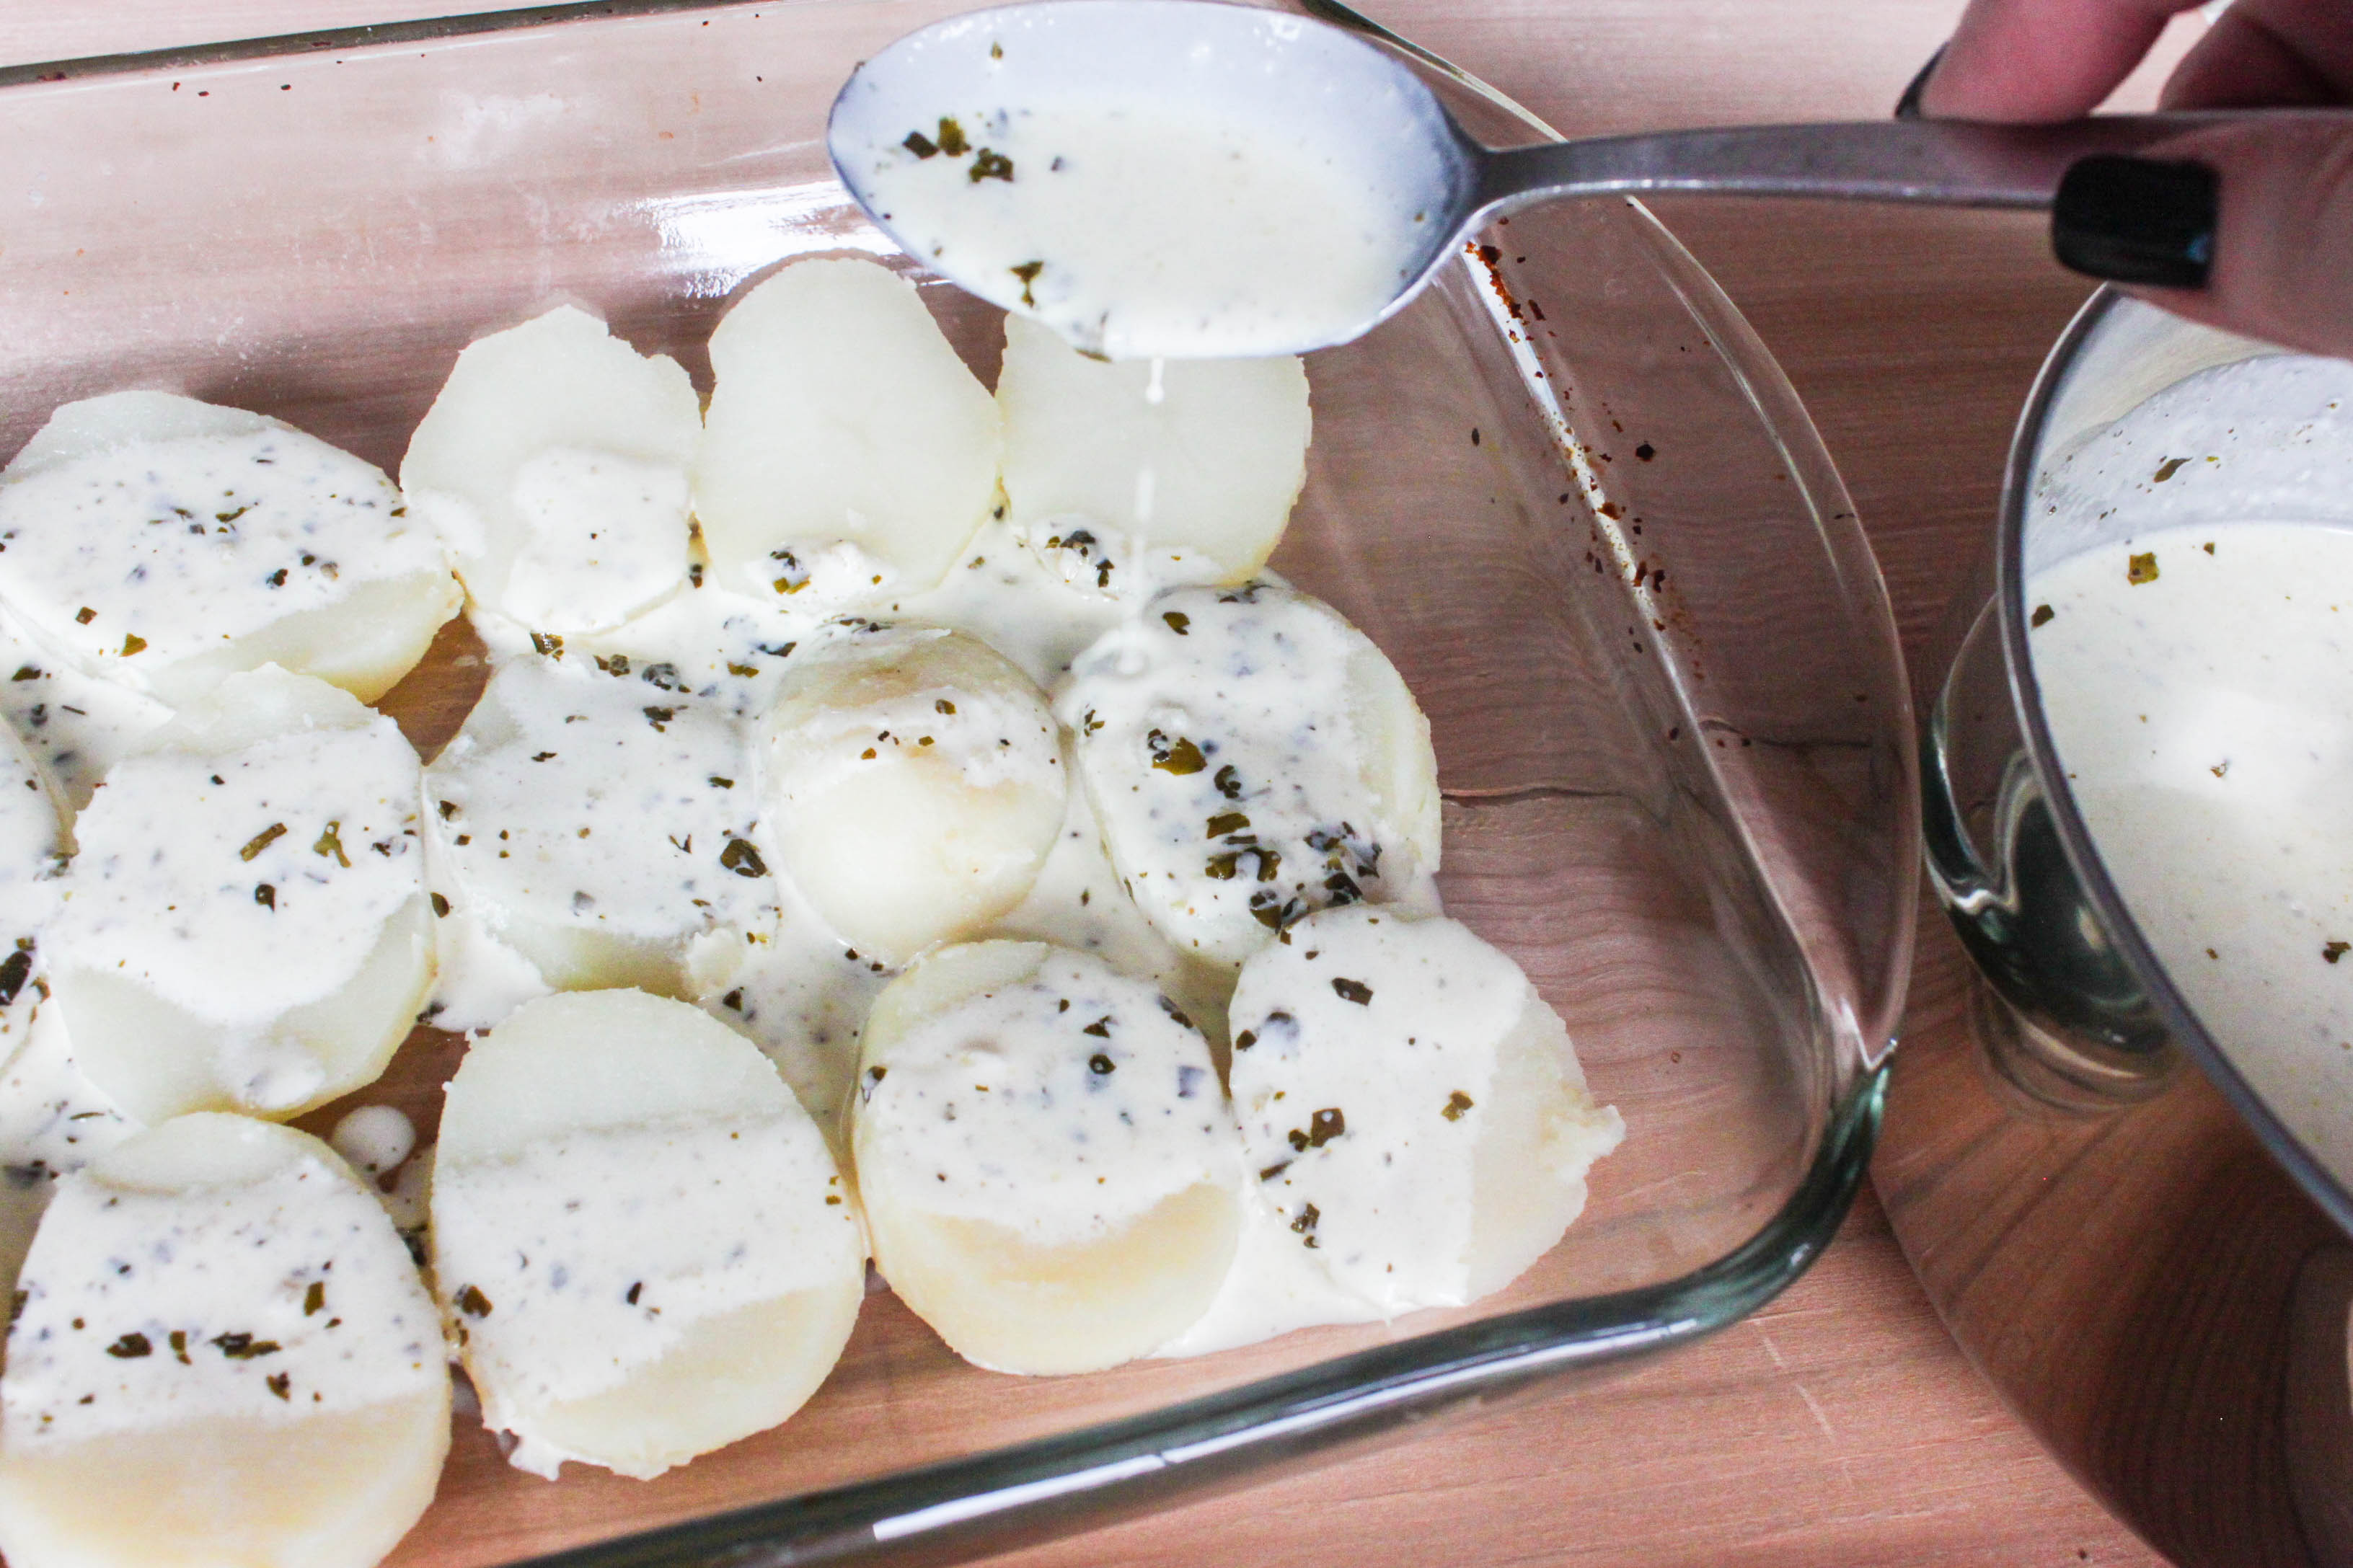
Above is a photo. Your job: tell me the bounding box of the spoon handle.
[1476,112,2295,212]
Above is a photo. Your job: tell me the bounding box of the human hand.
[1901,0,2353,358]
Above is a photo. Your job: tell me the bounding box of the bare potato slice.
[852,942,1242,1374]
[401,306,702,636]
[1226,906,1623,1315]
[432,990,864,1479]
[757,626,1064,966]
[46,669,431,1124]
[998,314,1310,595]
[0,392,459,705]
[1059,583,1441,968]
[0,1114,449,1568]
[694,258,1002,603]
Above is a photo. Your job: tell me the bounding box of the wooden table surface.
[0,1,2212,1562]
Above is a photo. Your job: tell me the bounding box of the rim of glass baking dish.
[0,4,1914,1562]
[1995,287,2353,1241]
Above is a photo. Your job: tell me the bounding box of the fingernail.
[2052,155,2217,288]
[1893,43,1945,119]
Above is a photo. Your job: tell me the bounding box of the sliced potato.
[432,989,864,1479]
[0,719,67,1060]
[0,1005,136,1295]
[853,942,1242,1373]
[757,626,1064,966]
[1226,906,1623,1314]
[694,258,1001,603]
[998,314,1309,595]
[1059,583,1441,968]
[46,669,431,1124]
[401,306,701,635]
[0,391,459,705]
[0,1114,449,1568]
[425,657,771,1011]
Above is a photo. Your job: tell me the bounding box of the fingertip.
[2051,155,2218,290]
[1893,43,1946,120]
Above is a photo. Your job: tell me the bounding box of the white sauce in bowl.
[2026,353,2353,1187]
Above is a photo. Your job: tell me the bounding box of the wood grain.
[0,0,2186,1563]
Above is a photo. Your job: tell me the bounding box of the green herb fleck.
[968,148,1014,182]
[105,1332,151,1358]
[239,823,286,861]
[454,1285,493,1319]
[720,837,768,878]
[1088,1051,1116,1074]
[1082,1016,1112,1038]
[530,631,564,657]
[304,1281,326,1316]
[254,884,275,910]
[1010,260,1043,307]
[211,1332,281,1360]
[2153,456,2188,483]
[266,1371,291,1401]
[2031,603,2055,628]
[1162,611,1191,635]
[312,821,349,867]
[120,634,146,657]
[903,128,940,159]
[1206,811,1250,838]
[1331,978,1373,1005]
[2127,552,2159,585]
[2326,942,2349,965]
[430,892,451,918]
[1148,730,1206,775]
[1442,1090,1474,1121]
[936,116,968,156]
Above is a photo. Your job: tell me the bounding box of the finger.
[1917,0,2204,120]
[2163,0,2353,107]
[2054,118,2353,359]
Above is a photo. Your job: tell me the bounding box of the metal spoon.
[827,0,2251,358]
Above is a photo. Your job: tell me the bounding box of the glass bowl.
[0,5,1915,1563]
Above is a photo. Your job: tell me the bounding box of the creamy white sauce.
[855,947,1237,1246]
[424,657,774,1016]
[0,723,64,1060]
[431,1113,852,1438]
[2025,352,2353,1188]
[0,1004,136,1293]
[0,413,444,694]
[4,1128,442,1448]
[0,603,173,810]
[687,892,892,1132]
[1059,583,1440,968]
[1227,908,1579,1315]
[330,1105,416,1183]
[48,709,423,1032]
[497,449,693,634]
[852,99,1422,360]
[2032,522,2353,1182]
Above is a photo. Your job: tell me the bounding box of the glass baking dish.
[0,4,1916,1563]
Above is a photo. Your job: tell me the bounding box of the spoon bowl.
[826,0,1473,359]
[829,0,2277,360]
